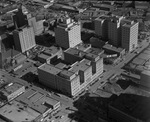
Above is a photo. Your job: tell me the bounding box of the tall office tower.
[121,19,139,52]
[13,26,36,53]
[108,15,124,47]
[28,17,44,35]
[54,17,82,49]
[28,17,37,34]
[95,15,109,40]
[12,5,31,29]
[0,34,7,68]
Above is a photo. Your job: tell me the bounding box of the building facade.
[95,15,138,51]
[121,20,139,52]
[13,26,36,53]
[0,82,25,101]
[108,16,124,47]
[12,6,31,28]
[54,17,82,49]
[95,15,109,40]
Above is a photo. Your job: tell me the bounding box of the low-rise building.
[0,82,25,101]
[38,53,52,64]
[37,46,63,64]
[38,43,104,97]
[38,63,62,89]
[16,88,61,122]
[103,44,125,57]
[0,100,41,122]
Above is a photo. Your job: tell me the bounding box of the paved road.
[90,39,150,92]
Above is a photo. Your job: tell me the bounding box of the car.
[101,81,104,84]
[55,116,59,119]
[135,51,139,54]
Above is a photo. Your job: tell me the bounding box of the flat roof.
[132,58,145,65]
[0,100,40,122]
[38,53,51,60]
[85,53,99,61]
[141,70,150,76]
[59,70,75,80]
[38,63,62,75]
[43,96,60,107]
[122,21,138,28]
[65,48,86,58]
[1,82,24,97]
[103,44,124,53]
[55,62,67,69]
[143,50,150,55]
[95,15,110,20]
[93,3,114,8]
[2,49,20,61]
[43,46,61,56]
[75,43,91,52]
[86,47,104,56]
[69,59,91,72]
[138,53,150,60]
[110,94,150,121]
[16,88,60,114]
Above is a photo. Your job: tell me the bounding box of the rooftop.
[103,44,124,54]
[1,49,21,61]
[38,53,51,60]
[132,58,145,65]
[0,82,24,97]
[65,48,86,58]
[55,62,67,69]
[43,46,61,57]
[86,47,104,56]
[38,63,62,75]
[85,53,99,61]
[16,88,60,114]
[59,70,76,80]
[141,70,150,76]
[0,100,40,122]
[75,43,91,52]
[110,94,150,121]
[95,15,110,21]
[0,33,7,40]
[122,19,138,28]
[69,59,91,73]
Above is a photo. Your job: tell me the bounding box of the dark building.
[109,94,150,122]
[12,6,31,28]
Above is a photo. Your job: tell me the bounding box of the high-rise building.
[28,17,37,33]
[54,17,82,49]
[108,15,124,47]
[95,15,138,52]
[12,5,31,28]
[121,19,138,52]
[95,15,109,40]
[13,26,36,53]
[13,5,44,35]
[28,17,44,35]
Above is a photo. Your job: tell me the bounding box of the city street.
[90,39,150,93]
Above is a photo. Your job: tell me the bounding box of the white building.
[54,17,82,49]
[121,19,138,52]
[13,26,36,53]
